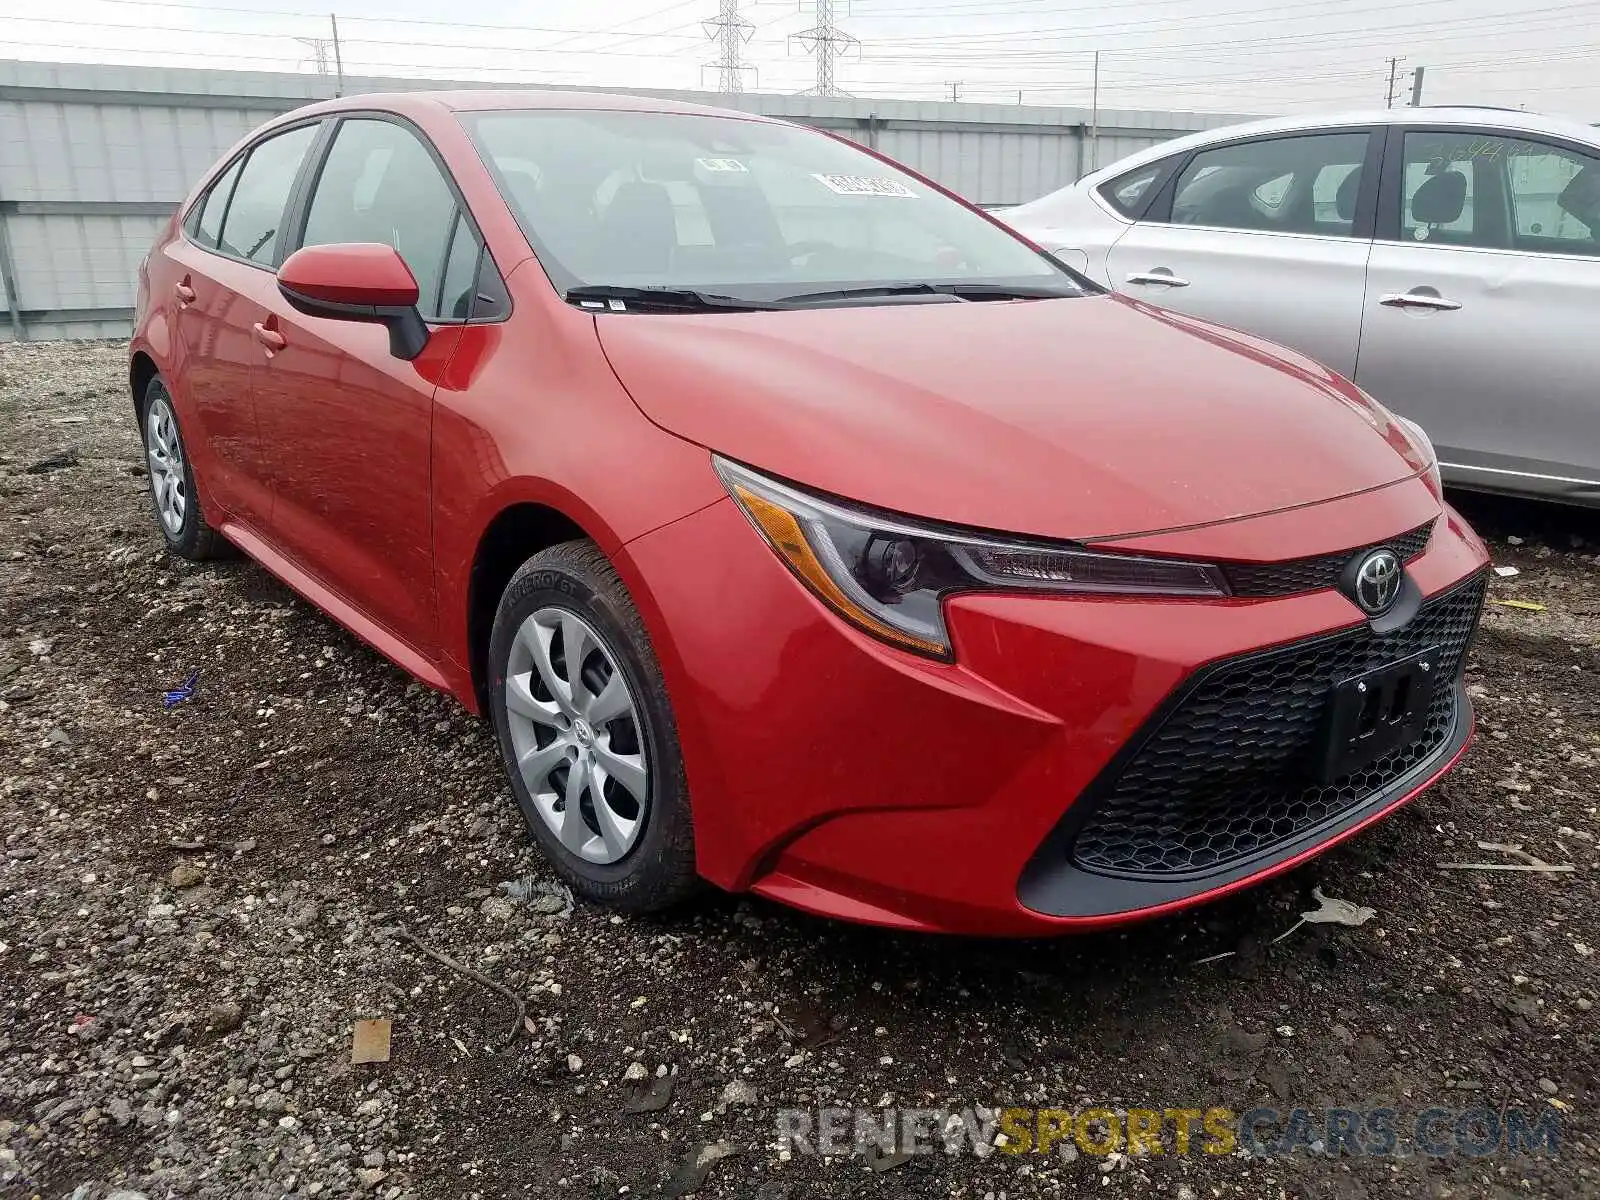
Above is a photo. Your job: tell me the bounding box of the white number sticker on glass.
[811,174,917,198]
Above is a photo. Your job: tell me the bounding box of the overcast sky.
[4,0,1597,119]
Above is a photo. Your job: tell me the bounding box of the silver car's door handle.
[1379,292,1462,311]
[1126,270,1191,287]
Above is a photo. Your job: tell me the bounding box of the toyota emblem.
[1352,549,1402,615]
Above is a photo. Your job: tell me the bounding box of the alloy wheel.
[145,394,188,536]
[504,606,649,864]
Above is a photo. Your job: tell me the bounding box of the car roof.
[1075,106,1600,187]
[291,88,777,123]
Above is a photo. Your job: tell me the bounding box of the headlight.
[716,457,1228,660]
[1393,414,1443,496]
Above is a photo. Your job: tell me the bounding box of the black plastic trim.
[1016,568,1488,917]
[277,282,430,360]
[1017,685,1471,919]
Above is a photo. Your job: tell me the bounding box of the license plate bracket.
[1317,645,1441,783]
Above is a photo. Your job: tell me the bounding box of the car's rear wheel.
[140,376,229,560]
[487,540,697,912]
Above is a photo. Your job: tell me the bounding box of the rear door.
[1105,128,1380,377]
[166,122,321,525]
[1355,125,1600,495]
[251,114,499,654]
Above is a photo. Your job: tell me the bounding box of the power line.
[36,0,714,42]
[0,15,708,60]
[864,0,1600,48]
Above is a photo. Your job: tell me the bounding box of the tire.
[139,376,231,561]
[487,539,698,912]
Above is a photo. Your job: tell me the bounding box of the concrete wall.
[0,58,1251,340]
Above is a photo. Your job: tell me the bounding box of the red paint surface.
[130,90,1489,935]
[277,242,421,308]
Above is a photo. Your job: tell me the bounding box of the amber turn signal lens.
[732,484,947,656]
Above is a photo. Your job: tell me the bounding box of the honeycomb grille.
[1070,572,1486,878]
[1221,521,1434,598]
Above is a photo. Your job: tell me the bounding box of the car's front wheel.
[139,376,229,560]
[487,540,697,912]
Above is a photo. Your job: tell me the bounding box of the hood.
[595,293,1430,542]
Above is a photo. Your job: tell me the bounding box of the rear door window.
[191,157,244,250]
[217,124,319,266]
[1169,132,1371,236]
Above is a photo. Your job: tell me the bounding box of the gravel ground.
[1,340,1596,1200]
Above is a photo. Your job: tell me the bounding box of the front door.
[1106,128,1378,378]
[251,115,476,654]
[1354,126,1600,493]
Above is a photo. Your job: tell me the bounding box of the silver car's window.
[1170,132,1370,237]
[1099,162,1162,217]
[1402,131,1600,258]
[463,109,1066,296]
[301,119,462,320]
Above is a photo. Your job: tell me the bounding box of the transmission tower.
[791,0,859,97]
[297,36,333,76]
[703,0,754,95]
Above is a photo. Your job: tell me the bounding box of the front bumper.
[623,475,1490,936]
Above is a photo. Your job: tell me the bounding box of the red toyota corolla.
[130,90,1489,936]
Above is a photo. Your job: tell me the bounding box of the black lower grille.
[1070,572,1486,878]
[1221,521,1434,597]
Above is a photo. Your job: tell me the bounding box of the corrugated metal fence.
[0,58,1249,340]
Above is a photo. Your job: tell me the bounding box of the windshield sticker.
[811,173,917,198]
[696,157,749,173]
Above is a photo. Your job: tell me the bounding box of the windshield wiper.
[565,285,779,313]
[773,281,1080,306]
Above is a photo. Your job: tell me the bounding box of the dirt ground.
[1,340,1595,1200]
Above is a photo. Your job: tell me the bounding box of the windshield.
[462,108,1080,304]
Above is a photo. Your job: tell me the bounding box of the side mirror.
[277,243,430,361]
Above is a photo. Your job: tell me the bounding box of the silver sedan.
[1001,107,1600,507]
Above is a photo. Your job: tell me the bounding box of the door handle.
[252,322,287,352]
[1379,292,1461,312]
[174,282,196,303]
[1125,270,1191,288]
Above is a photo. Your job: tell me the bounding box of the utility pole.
[946,81,962,102]
[1409,65,1426,107]
[1088,49,1101,175]
[791,0,859,98]
[703,0,754,95]
[1384,55,1405,108]
[330,13,345,96]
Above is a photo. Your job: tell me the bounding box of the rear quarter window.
[1098,163,1163,217]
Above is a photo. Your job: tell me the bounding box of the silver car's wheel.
[145,392,188,536]
[504,606,648,864]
